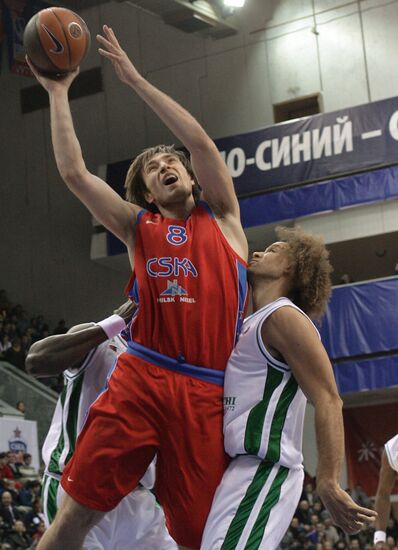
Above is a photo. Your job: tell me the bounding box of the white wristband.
[96,314,126,339]
[374,531,386,544]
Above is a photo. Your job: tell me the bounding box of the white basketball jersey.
[224,297,319,469]
[385,434,398,472]
[42,335,155,490]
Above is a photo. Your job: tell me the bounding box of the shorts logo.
[223,396,236,411]
[158,279,196,304]
[166,225,188,246]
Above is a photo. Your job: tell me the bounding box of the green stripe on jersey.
[245,465,289,549]
[244,367,284,455]
[64,375,84,465]
[264,376,298,463]
[48,387,67,476]
[221,461,274,550]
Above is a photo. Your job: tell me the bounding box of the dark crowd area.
[0,290,68,393]
[278,481,398,550]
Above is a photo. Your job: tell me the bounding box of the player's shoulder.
[263,302,316,344]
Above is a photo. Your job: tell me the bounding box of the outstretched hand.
[96,25,141,86]
[26,56,79,93]
[319,484,377,534]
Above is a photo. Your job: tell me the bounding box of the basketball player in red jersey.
[28,24,248,550]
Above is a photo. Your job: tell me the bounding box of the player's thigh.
[201,455,304,550]
[156,378,229,548]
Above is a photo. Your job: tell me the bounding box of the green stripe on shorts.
[244,465,289,549]
[221,461,274,550]
[45,476,60,524]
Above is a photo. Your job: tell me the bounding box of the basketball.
[23,7,90,76]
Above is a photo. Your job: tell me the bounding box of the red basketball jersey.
[125,202,247,372]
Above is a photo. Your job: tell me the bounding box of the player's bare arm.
[26,57,139,249]
[374,450,396,549]
[26,323,104,376]
[261,307,377,533]
[96,26,247,260]
[26,301,135,377]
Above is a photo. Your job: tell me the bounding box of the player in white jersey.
[373,434,398,548]
[26,302,177,550]
[202,226,377,550]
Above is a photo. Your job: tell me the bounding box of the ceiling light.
[223,0,246,7]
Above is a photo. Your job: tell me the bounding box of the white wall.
[2,0,398,324]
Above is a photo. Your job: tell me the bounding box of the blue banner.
[217,96,398,197]
[319,277,398,359]
[106,96,398,199]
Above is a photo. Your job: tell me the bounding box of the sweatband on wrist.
[96,314,126,339]
[374,531,386,544]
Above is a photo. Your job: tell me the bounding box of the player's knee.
[56,494,104,533]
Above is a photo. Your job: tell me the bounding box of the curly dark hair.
[276,226,333,320]
[124,145,201,213]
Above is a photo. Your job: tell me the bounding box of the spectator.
[351,484,372,508]
[31,520,45,543]
[24,499,45,536]
[5,454,21,480]
[0,492,23,530]
[2,481,20,506]
[0,335,12,356]
[387,536,398,549]
[15,402,25,416]
[339,273,354,284]
[17,456,37,481]
[20,336,31,355]
[3,519,32,549]
[0,453,14,481]
[3,340,25,371]
[324,517,340,545]
[387,518,398,541]
[302,482,316,506]
[19,453,38,479]
[296,499,312,525]
[18,481,40,509]
[52,319,68,335]
[16,312,29,337]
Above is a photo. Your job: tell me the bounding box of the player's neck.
[157,196,196,220]
[251,279,290,312]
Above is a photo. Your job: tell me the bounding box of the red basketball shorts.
[61,351,230,549]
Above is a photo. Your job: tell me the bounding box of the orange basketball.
[23,7,90,75]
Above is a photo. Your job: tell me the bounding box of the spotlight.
[223,0,246,7]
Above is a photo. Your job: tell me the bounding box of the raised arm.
[26,58,139,246]
[26,302,135,377]
[96,27,242,223]
[262,307,377,533]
